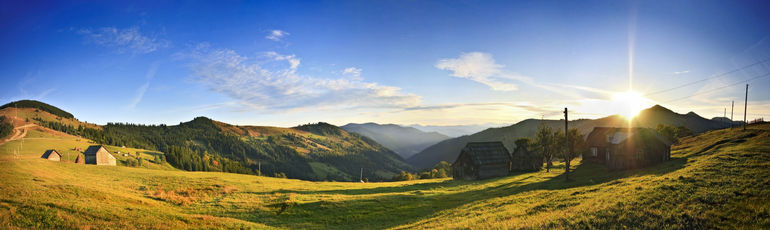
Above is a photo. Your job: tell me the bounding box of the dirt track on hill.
[0,124,35,146]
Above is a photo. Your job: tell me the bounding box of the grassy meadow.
[0,123,768,229]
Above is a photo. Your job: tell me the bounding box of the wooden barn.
[41,149,61,161]
[84,145,116,166]
[452,142,512,180]
[511,142,542,171]
[583,127,672,170]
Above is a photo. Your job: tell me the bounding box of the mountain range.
[407,123,502,137]
[0,100,412,181]
[341,123,450,159]
[0,100,743,178]
[407,105,738,169]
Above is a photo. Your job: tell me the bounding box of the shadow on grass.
[501,156,688,192]
[211,157,690,229]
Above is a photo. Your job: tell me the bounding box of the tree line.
[34,117,412,181]
[0,116,13,139]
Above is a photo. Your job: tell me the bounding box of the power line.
[644,57,770,97]
[661,72,770,104]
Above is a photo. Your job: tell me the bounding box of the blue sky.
[2,0,770,127]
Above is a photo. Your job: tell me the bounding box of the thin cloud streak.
[78,26,169,54]
[126,61,161,110]
[266,30,289,41]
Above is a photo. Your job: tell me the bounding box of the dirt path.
[0,124,36,146]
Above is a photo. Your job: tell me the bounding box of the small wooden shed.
[41,150,61,161]
[84,145,116,166]
[584,127,672,170]
[451,142,512,180]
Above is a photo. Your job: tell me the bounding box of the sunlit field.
[1,123,768,229]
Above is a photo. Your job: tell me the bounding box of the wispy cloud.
[673,70,690,75]
[403,102,554,114]
[184,44,420,112]
[265,51,300,69]
[78,26,169,54]
[266,30,289,41]
[16,72,56,101]
[342,67,363,80]
[126,61,161,109]
[33,88,56,100]
[435,52,517,91]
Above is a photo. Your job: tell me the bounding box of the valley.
[1,115,768,228]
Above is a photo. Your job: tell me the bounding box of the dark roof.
[84,145,106,155]
[41,149,60,159]
[586,127,673,147]
[460,142,511,166]
[586,127,621,146]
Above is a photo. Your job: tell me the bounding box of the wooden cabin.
[41,149,61,161]
[452,142,512,180]
[584,127,672,170]
[510,142,542,171]
[83,145,116,166]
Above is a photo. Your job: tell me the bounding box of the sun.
[611,90,652,120]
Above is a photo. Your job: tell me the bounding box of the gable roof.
[84,145,107,155]
[460,142,511,166]
[41,149,61,159]
[586,127,622,146]
[586,127,673,147]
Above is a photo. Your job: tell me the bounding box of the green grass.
[1,124,768,229]
[0,129,175,170]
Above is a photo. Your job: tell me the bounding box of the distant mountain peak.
[645,104,674,113]
[341,122,450,159]
[685,111,703,118]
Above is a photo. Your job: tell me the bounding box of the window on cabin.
[591,147,597,157]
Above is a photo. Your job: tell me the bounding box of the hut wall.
[86,148,117,166]
[96,149,117,166]
[452,151,479,180]
[49,153,60,161]
[85,154,97,164]
[477,163,509,179]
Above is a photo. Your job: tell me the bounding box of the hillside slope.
[88,118,413,181]
[1,122,767,228]
[0,101,413,181]
[408,105,734,169]
[0,100,74,119]
[342,123,450,159]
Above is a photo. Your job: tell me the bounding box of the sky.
[2,0,770,127]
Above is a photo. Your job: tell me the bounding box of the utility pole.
[731,101,734,129]
[258,161,261,176]
[360,168,363,182]
[564,108,570,181]
[744,84,748,131]
[724,108,727,128]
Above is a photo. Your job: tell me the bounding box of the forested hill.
[408,105,734,169]
[27,110,413,181]
[0,100,74,119]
